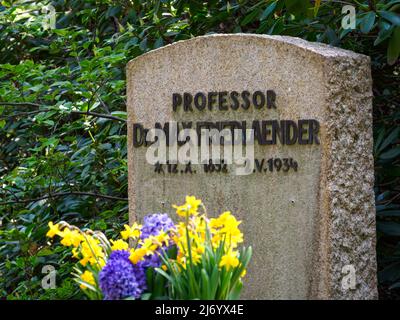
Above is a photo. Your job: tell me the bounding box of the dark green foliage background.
[0,0,399,299]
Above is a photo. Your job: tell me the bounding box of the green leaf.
[155,267,174,283]
[339,28,353,39]
[380,146,400,160]
[29,84,44,92]
[241,9,261,26]
[154,37,164,49]
[153,272,166,298]
[110,111,127,119]
[74,279,98,292]
[141,293,152,300]
[374,127,386,153]
[374,21,394,45]
[209,265,219,298]
[228,280,243,300]
[387,26,400,65]
[379,10,400,26]
[378,221,400,236]
[284,0,311,16]
[382,166,400,177]
[378,127,400,153]
[106,6,122,18]
[377,210,400,217]
[360,12,376,33]
[139,38,148,51]
[384,0,400,10]
[260,2,277,21]
[379,261,400,282]
[37,248,54,256]
[200,269,210,299]
[0,119,5,128]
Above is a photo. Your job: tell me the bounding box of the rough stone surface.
[126,34,377,299]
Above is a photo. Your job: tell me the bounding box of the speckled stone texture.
[126,34,377,299]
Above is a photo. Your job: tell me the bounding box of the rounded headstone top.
[127,33,369,70]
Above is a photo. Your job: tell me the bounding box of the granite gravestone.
[126,34,377,299]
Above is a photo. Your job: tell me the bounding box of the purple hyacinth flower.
[99,250,146,300]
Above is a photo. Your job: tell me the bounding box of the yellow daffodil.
[173,195,202,217]
[120,223,142,240]
[60,228,83,247]
[172,204,189,218]
[219,250,239,270]
[129,247,147,264]
[178,256,187,269]
[209,218,222,229]
[209,211,243,249]
[141,238,158,255]
[72,247,80,259]
[220,214,241,232]
[227,227,243,248]
[110,239,129,251]
[152,231,170,247]
[80,270,95,289]
[79,234,105,267]
[213,211,240,230]
[195,245,205,255]
[186,196,202,215]
[191,251,201,265]
[46,221,61,238]
[211,234,221,247]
